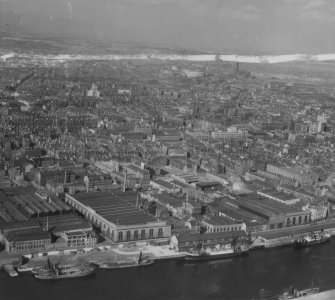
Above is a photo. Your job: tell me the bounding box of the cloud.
[299,9,335,23]
[302,0,326,10]
[283,0,335,23]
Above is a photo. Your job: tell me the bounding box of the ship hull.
[34,268,96,280]
[294,237,330,249]
[185,250,249,261]
[99,260,154,269]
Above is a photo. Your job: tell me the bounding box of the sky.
[1,0,335,54]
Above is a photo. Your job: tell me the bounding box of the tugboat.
[34,259,96,280]
[277,284,320,299]
[294,231,331,249]
[99,251,154,269]
[185,243,249,262]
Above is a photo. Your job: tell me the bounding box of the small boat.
[99,252,154,269]
[17,265,34,272]
[32,266,49,274]
[34,259,96,280]
[294,231,331,249]
[3,265,18,277]
[277,285,320,299]
[185,244,249,261]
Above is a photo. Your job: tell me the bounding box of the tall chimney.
[123,170,127,192]
[136,192,139,209]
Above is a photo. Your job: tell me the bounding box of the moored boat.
[34,259,96,280]
[99,251,154,269]
[17,265,34,273]
[294,231,331,249]
[3,264,18,277]
[185,244,249,261]
[277,285,320,299]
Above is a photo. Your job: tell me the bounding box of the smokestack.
[136,192,139,209]
[123,170,127,192]
[236,62,240,73]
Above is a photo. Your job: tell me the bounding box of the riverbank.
[2,218,335,269]
[299,289,335,300]
[1,243,335,300]
[11,245,184,270]
[251,219,335,249]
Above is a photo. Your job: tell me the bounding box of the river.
[1,241,335,300]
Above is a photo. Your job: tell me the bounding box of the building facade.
[65,192,171,245]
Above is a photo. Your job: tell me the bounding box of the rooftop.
[70,190,157,226]
[5,228,50,242]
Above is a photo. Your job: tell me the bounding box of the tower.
[236,62,240,73]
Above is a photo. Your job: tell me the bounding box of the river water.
[1,241,335,300]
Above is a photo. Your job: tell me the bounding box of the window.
[158,228,163,238]
[304,215,308,223]
[149,229,154,238]
[134,230,139,240]
[293,217,296,225]
[118,231,123,241]
[126,231,131,240]
[299,216,302,224]
[141,230,146,239]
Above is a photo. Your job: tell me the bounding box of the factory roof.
[38,214,92,234]
[236,193,304,218]
[0,219,40,232]
[70,190,157,226]
[258,189,300,202]
[5,228,50,242]
[202,214,234,226]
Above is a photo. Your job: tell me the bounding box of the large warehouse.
[65,190,171,244]
[234,193,311,230]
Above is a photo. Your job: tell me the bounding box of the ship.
[99,251,154,269]
[294,231,331,249]
[185,243,249,261]
[277,285,320,299]
[31,266,50,274]
[17,265,34,273]
[34,259,96,280]
[3,264,18,277]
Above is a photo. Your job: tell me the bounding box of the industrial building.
[11,193,72,218]
[171,230,247,252]
[201,214,246,233]
[0,220,51,253]
[65,190,171,244]
[235,193,311,230]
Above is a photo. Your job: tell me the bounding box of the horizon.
[1,0,335,55]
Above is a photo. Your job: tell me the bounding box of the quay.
[299,289,335,299]
[251,219,335,249]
